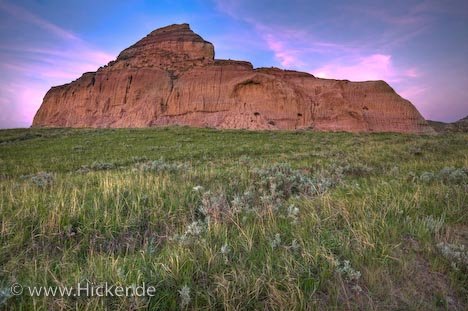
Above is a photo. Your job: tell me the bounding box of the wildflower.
[220,243,231,255]
[178,285,191,307]
[0,288,12,305]
[287,204,300,224]
[291,239,300,252]
[270,233,281,249]
[336,260,361,282]
[185,221,204,236]
[220,243,231,263]
[117,267,125,279]
[352,284,363,293]
[146,237,157,255]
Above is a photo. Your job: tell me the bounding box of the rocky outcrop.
[428,116,468,133]
[33,23,434,133]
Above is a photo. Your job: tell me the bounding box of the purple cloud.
[312,54,420,83]
[0,2,115,128]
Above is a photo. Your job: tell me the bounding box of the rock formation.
[33,23,434,133]
[428,116,468,133]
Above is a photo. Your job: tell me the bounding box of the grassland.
[0,127,467,310]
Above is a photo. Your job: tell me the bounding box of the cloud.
[263,33,304,67]
[0,1,115,128]
[0,80,47,128]
[0,1,78,40]
[398,85,427,100]
[1,45,115,80]
[213,2,423,84]
[212,0,461,121]
[312,54,419,83]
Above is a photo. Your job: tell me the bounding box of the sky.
[0,0,467,128]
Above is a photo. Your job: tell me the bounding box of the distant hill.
[428,116,468,133]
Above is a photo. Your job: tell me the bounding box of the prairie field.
[0,127,467,310]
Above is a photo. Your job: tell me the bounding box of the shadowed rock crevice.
[32,23,434,133]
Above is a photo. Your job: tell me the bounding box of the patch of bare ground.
[314,234,467,310]
[379,236,465,310]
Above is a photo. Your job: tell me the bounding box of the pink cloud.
[1,44,114,127]
[403,68,421,78]
[312,54,397,82]
[0,81,48,127]
[0,2,115,128]
[2,46,115,80]
[311,54,424,86]
[398,85,427,100]
[250,23,359,70]
[264,34,304,67]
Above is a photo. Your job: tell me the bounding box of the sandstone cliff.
[33,23,434,133]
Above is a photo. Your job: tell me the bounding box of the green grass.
[0,127,467,310]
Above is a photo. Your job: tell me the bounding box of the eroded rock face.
[33,23,434,133]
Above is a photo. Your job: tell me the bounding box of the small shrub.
[290,239,301,252]
[231,188,256,214]
[174,220,206,244]
[0,288,12,306]
[336,260,361,282]
[185,221,205,236]
[437,242,468,271]
[178,285,191,307]
[198,191,230,222]
[76,166,91,174]
[238,155,252,165]
[409,146,423,156]
[220,243,231,263]
[438,167,467,184]
[270,233,282,249]
[252,163,323,201]
[419,171,435,183]
[220,243,231,255]
[29,172,54,188]
[422,215,445,234]
[72,145,85,152]
[192,185,204,192]
[341,163,374,177]
[130,156,148,163]
[413,167,467,184]
[287,204,300,224]
[137,159,187,173]
[389,166,400,176]
[90,161,116,171]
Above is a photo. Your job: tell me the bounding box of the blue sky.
[1,0,467,128]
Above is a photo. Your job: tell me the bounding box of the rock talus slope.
[33,23,434,133]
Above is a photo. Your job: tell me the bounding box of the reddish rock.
[33,23,434,133]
